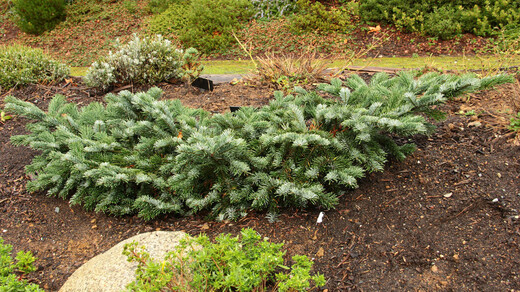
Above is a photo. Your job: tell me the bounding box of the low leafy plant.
[289,0,351,35]
[0,238,43,291]
[123,228,325,291]
[84,34,203,90]
[510,112,520,131]
[0,44,69,90]
[5,72,512,220]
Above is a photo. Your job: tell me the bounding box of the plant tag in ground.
[316,212,325,224]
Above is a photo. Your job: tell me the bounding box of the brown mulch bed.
[1,76,519,291]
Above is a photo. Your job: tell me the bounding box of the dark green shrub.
[12,0,66,35]
[146,2,190,36]
[124,228,326,291]
[0,238,43,292]
[179,0,253,54]
[359,0,520,38]
[423,6,462,40]
[5,73,512,220]
[289,0,352,34]
[147,0,253,54]
[0,44,69,90]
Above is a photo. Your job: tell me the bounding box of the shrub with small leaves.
[288,0,352,35]
[423,6,462,40]
[123,228,326,291]
[0,238,43,291]
[0,44,69,91]
[360,0,520,39]
[147,0,253,54]
[84,34,203,90]
[146,2,190,36]
[12,0,65,35]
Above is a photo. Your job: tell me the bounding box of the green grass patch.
[69,55,520,77]
[70,67,88,77]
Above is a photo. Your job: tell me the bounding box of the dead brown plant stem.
[232,30,258,69]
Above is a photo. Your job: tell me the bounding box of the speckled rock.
[59,231,187,292]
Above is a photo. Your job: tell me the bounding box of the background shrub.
[289,0,351,34]
[124,228,325,291]
[12,0,66,35]
[84,34,203,90]
[147,0,253,54]
[0,44,69,90]
[423,6,462,40]
[359,0,520,39]
[146,2,190,37]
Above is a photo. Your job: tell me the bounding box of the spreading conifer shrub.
[5,72,513,220]
[0,44,69,91]
[123,228,325,291]
[84,34,203,90]
[12,0,66,35]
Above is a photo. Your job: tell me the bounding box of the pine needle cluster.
[5,72,513,220]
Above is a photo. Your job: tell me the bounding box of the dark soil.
[1,76,519,291]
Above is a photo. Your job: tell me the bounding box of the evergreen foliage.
[5,72,513,220]
[12,0,66,35]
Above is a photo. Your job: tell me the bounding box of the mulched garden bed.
[1,76,519,291]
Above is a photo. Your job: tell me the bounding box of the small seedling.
[510,112,520,131]
[1,110,12,123]
[464,110,477,116]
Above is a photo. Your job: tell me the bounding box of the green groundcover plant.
[123,228,325,291]
[0,238,43,291]
[5,72,512,220]
[0,44,69,90]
